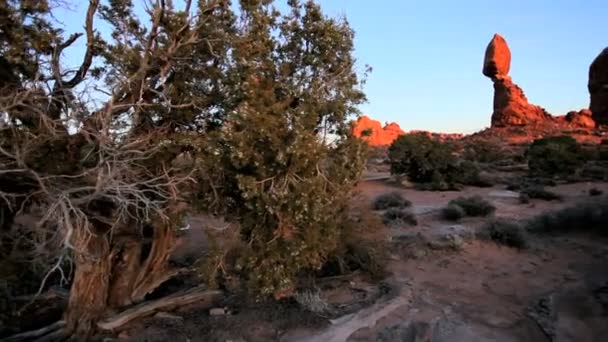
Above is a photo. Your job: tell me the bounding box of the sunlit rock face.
[589,47,608,126]
[483,34,552,127]
[352,116,405,146]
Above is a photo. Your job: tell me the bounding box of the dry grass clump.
[382,208,418,226]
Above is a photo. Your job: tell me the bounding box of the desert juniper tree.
[0,0,368,338]
[0,0,236,337]
[195,0,369,298]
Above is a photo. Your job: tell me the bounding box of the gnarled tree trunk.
[65,222,179,338]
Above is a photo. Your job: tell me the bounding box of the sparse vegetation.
[295,289,330,314]
[520,186,562,201]
[382,208,418,226]
[483,219,529,249]
[372,192,411,210]
[448,195,496,217]
[590,188,604,196]
[526,136,585,177]
[441,204,466,221]
[322,204,387,280]
[527,200,608,234]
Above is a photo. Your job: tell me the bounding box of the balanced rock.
[483,34,551,127]
[483,34,511,78]
[353,115,404,146]
[589,47,608,126]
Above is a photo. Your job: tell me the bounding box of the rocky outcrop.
[565,109,595,128]
[352,116,404,146]
[589,48,608,126]
[483,34,552,127]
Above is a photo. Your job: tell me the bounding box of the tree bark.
[64,222,180,339]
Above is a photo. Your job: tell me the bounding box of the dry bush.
[527,199,608,234]
[382,208,418,226]
[448,196,496,217]
[481,219,529,249]
[590,188,604,196]
[521,186,562,201]
[321,203,388,280]
[441,204,466,221]
[294,288,329,314]
[372,192,411,210]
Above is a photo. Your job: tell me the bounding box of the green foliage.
[526,136,584,177]
[388,134,490,190]
[388,133,455,183]
[448,196,496,217]
[382,208,417,226]
[483,219,528,249]
[372,192,411,210]
[441,204,466,221]
[193,1,369,298]
[461,139,504,163]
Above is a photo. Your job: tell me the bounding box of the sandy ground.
[117,179,608,342]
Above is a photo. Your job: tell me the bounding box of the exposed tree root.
[1,321,65,342]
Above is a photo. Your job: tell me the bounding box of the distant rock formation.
[483,34,552,127]
[589,47,608,126]
[352,116,404,146]
[564,109,595,128]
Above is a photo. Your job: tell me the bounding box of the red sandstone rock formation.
[352,116,405,146]
[589,48,608,126]
[483,34,511,78]
[564,109,595,128]
[483,34,552,127]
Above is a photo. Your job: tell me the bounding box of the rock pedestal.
[589,48,608,126]
[483,34,551,127]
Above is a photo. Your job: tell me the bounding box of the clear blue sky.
[315,0,608,133]
[56,1,608,133]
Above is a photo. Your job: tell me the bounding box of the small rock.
[563,273,577,281]
[410,248,428,259]
[521,265,535,274]
[117,331,130,340]
[209,307,227,316]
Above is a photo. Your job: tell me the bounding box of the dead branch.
[1,320,65,342]
[97,287,223,331]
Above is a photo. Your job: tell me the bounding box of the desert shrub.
[322,205,387,279]
[372,192,411,210]
[590,188,604,196]
[441,204,466,221]
[448,195,496,217]
[448,160,493,187]
[482,219,528,249]
[382,208,418,226]
[526,136,584,177]
[461,139,504,163]
[521,186,562,201]
[527,200,608,234]
[388,133,456,183]
[388,134,490,189]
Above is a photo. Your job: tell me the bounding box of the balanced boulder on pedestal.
[483,34,551,127]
